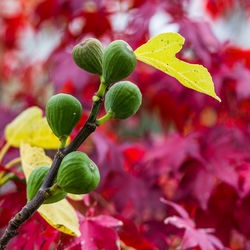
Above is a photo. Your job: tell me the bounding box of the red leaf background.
[0,0,250,249]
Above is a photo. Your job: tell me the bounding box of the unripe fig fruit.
[27,166,67,204]
[46,93,82,138]
[102,40,137,85]
[72,38,103,75]
[57,151,100,194]
[104,81,142,119]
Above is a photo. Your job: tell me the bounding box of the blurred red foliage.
[0,0,250,249]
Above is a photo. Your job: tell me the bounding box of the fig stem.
[96,111,113,126]
[59,136,67,149]
[0,76,108,249]
[96,76,107,98]
[45,183,63,199]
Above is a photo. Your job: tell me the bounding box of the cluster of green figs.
[27,38,142,203]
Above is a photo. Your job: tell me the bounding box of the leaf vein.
[138,56,212,94]
[136,41,181,56]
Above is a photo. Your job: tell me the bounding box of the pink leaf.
[64,214,122,250]
[165,216,224,250]
[160,198,190,220]
[193,168,215,210]
[143,133,201,173]
[90,215,123,228]
[163,200,224,250]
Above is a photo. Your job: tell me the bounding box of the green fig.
[57,151,100,194]
[102,40,137,85]
[72,38,103,75]
[27,166,67,204]
[46,93,82,138]
[104,81,142,119]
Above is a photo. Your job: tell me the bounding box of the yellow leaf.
[20,142,80,236]
[5,106,68,149]
[135,33,221,102]
[20,142,52,179]
[39,200,81,236]
[67,193,85,201]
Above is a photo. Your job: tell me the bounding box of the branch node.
[14,214,21,221]
[56,151,65,159]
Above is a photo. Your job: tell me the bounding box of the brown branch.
[0,92,105,249]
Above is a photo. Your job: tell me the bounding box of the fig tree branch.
[0,88,106,250]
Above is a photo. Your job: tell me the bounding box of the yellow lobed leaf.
[38,200,81,236]
[5,106,67,149]
[135,33,221,102]
[20,142,80,236]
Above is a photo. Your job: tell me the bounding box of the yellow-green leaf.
[135,33,221,102]
[5,106,68,149]
[20,142,80,236]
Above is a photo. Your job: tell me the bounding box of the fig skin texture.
[104,81,142,119]
[57,151,100,194]
[72,38,103,75]
[27,165,67,204]
[46,93,82,138]
[102,40,137,85]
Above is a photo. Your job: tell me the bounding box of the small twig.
[0,157,21,181]
[4,158,21,169]
[0,173,16,187]
[0,86,107,249]
[0,143,10,164]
